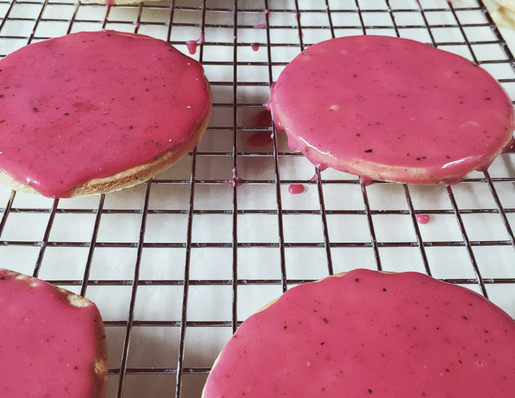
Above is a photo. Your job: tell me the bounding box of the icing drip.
[186,31,205,55]
[0,269,106,398]
[247,109,273,147]
[288,184,305,194]
[416,214,430,224]
[0,30,211,197]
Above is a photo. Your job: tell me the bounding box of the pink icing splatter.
[227,168,242,188]
[253,22,267,29]
[416,214,430,224]
[254,109,272,128]
[288,184,305,194]
[251,42,260,51]
[268,36,515,186]
[247,132,272,147]
[247,109,273,147]
[0,269,107,398]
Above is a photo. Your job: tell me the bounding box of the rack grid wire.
[1,0,515,397]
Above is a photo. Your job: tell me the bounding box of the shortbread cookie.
[0,268,108,397]
[0,30,211,198]
[493,6,515,29]
[202,269,515,397]
[268,35,514,185]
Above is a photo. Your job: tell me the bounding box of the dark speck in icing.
[268,35,515,185]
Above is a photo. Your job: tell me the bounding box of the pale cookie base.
[491,0,515,12]
[493,7,515,30]
[0,268,109,398]
[0,80,211,198]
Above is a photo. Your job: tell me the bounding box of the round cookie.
[0,30,211,198]
[493,6,515,30]
[202,269,515,397]
[267,35,515,185]
[0,268,108,397]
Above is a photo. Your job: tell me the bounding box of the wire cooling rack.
[1,0,515,397]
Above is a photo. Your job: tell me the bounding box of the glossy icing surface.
[247,109,273,147]
[268,35,515,185]
[0,269,106,397]
[203,269,515,397]
[0,30,211,197]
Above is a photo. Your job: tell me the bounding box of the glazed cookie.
[0,30,211,198]
[268,35,514,185]
[0,268,108,397]
[202,269,515,397]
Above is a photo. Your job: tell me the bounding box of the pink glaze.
[203,269,515,397]
[416,214,430,224]
[253,22,267,29]
[227,167,242,188]
[502,137,515,153]
[0,269,106,397]
[186,31,205,55]
[251,42,260,52]
[247,132,272,147]
[288,183,305,194]
[268,36,515,185]
[0,30,211,197]
[254,109,272,127]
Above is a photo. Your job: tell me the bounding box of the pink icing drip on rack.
[0,269,105,397]
[186,31,205,54]
[247,109,273,147]
[227,168,242,188]
[288,184,305,194]
[416,214,430,224]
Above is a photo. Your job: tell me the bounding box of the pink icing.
[186,31,205,55]
[288,184,305,194]
[0,269,106,397]
[416,214,430,224]
[268,36,515,185]
[251,42,260,52]
[203,269,515,397]
[0,30,211,197]
[247,132,272,147]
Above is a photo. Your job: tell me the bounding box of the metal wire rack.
[1,0,515,397]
